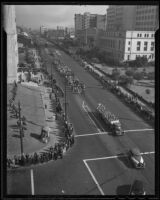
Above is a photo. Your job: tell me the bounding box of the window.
[137,33,139,37]
[151,34,154,37]
[128,41,130,45]
[137,41,141,51]
[127,55,130,60]
[144,41,148,51]
[151,42,154,51]
[128,47,130,51]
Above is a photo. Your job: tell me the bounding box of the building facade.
[134,5,159,31]
[106,5,159,31]
[4,5,18,83]
[40,25,47,35]
[75,12,106,44]
[106,6,136,31]
[75,12,106,32]
[96,30,155,62]
[95,5,158,63]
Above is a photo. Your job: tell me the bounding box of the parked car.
[129,148,145,168]
[130,180,146,195]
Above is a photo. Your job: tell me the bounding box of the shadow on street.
[117,153,133,169]
[30,133,41,141]
[116,184,131,195]
[12,134,20,138]
[27,120,42,127]
[9,124,18,129]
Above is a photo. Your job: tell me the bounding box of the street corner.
[83,157,130,195]
[83,152,155,195]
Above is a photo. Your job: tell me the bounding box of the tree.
[133,72,143,80]
[147,72,154,80]
[125,69,135,77]
[119,75,133,87]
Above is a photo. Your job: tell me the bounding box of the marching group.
[55,61,85,95]
[97,103,118,122]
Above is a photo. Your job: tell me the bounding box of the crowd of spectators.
[75,59,154,125]
[7,73,75,170]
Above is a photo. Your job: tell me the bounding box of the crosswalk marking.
[124,128,154,133]
[30,169,35,195]
[75,128,154,138]
[83,160,105,195]
[84,151,155,162]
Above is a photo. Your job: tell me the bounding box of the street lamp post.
[18,101,24,156]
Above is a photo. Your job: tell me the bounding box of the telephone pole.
[64,80,67,121]
[18,101,24,156]
[51,63,53,92]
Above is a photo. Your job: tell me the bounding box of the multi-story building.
[134,5,159,31]
[96,30,155,63]
[75,14,83,32]
[47,27,66,40]
[106,6,136,31]
[75,12,106,44]
[95,5,158,62]
[106,5,158,31]
[40,25,47,35]
[4,5,18,83]
[75,12,106,31]
[65,27,75,38]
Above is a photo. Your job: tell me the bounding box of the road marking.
[82,101,101,133]
[83,160,105,195]
[75,128,154,138]
[75,131,109,138]
[84,151,155,162]
[83,151,154,195]
[124,128,154,133]
[30,169,35,195]
[85,105,105,132]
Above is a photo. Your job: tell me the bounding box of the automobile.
[129,148,145,168]
[129,180,146,195]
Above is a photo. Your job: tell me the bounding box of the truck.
[96,103,124,136]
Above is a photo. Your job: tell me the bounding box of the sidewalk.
[7,82,61,159]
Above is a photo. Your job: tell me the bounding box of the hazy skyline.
[15,5,108,30]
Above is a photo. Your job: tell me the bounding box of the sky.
[15,5,108,30]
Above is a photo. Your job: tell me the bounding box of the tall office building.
[106,6,136,31]
[106,5,159,31]
[134,5,159,31]
[75,12,106,32]
[4,5,18,83]
[40,25,47,35]
[75,14,83,33]
[75,12,106,45]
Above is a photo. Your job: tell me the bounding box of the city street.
[7,45,155,195]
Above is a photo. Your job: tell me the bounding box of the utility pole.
[51,63,53,93]
[64,78,67,121]
[85,28,87,46]
[18,101,24,156]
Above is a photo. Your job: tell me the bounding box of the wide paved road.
[7,44,155,195]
